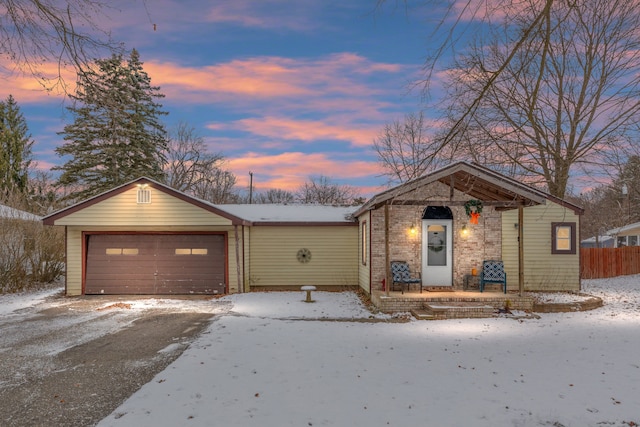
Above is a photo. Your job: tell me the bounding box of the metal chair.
[390,261,422,294]
[479,260,507,293]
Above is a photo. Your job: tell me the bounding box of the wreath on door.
[428,235,445,253]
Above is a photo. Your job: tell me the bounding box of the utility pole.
[249,172,253,204]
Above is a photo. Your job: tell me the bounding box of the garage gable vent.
[137,186,151,204]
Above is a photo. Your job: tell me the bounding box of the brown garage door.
[85,234,226,295]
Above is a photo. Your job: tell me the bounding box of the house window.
[361,220,367,266]
[617,236,627,247]
[551,222,576,254]
[629,235,638,246]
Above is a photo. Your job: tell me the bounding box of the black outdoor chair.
[390,261,422,294]
[479,259,507,293]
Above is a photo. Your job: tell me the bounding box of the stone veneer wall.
[369,181,502,291]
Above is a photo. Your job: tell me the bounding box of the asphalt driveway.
[0,290,230,427]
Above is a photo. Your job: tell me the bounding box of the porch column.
[518,204,524,295]
[234,225,243,293]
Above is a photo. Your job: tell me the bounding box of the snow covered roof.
[214,204,358,224]
[581,235,614,243]
[0,204,40,221]
[607,221,640,237]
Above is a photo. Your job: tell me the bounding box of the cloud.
[145,53,406,104]
[227,151,381,192]
[208,116,378,148]
[0,61,72,104]
[205,1,321,31]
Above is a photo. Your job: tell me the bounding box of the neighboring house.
[608,222,640,247]
[43,161,583,297]
[581,221,640,248]
[353,162,583,294]
[580,235,615,249]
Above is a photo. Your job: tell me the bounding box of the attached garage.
[42,177,359,296]
[85,233,226,295]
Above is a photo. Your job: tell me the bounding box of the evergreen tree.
[55,49,168,199]
[0,95,34,195]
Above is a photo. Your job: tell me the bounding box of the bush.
[0,217,64,293]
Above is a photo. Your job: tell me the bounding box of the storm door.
[421,206,453,286]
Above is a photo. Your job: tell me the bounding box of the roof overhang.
[354,162,583,217]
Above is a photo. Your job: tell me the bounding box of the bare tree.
[163,122,239,203]
[254,188,296,204]
[164,122,225,192]
[379,0,640,198]
[191,168,238,204]
[577,186,618,244]
[1,0,122,92]
[373,111,452,184]
[296,175,357,205]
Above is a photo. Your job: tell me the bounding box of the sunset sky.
[2,0,447,197]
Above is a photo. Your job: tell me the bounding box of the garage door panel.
[85,234,226,295]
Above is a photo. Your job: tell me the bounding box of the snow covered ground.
[3,277,639,427]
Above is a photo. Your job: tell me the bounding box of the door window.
[427,224,447,266]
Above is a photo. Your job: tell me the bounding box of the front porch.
[371,289,535,319]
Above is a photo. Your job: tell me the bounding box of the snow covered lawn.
[9,276,638,427]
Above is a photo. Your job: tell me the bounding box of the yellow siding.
[64,225,243,295]
[54,187,232,227]
[502,202,580,291]
[66,227,83,295]
[248,226,358,288]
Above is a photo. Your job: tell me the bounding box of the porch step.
[412,302,496,320]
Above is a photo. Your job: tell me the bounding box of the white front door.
[421,219,453,286]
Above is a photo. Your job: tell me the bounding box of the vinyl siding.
[248,226,358,288]
[53,187,232,227]
[66,227,83,295]
[64,225,242,295]
[502,202,580,291]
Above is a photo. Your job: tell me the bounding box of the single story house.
[43,161,583,298]
[581,221,640,248]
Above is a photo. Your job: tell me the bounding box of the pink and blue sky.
[2,0,444,197]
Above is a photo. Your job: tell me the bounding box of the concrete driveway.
[0,290,230,427]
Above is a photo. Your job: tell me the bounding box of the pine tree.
[0,95,34,195]
[55,49,168,199]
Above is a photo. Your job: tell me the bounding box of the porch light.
[410,224,416,234]
[461,225,469,237]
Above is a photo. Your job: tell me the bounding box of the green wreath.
[464,199,483,217]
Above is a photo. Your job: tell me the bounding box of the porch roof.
[354,161,583,216]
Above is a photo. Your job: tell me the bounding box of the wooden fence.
[581,246,640,279]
